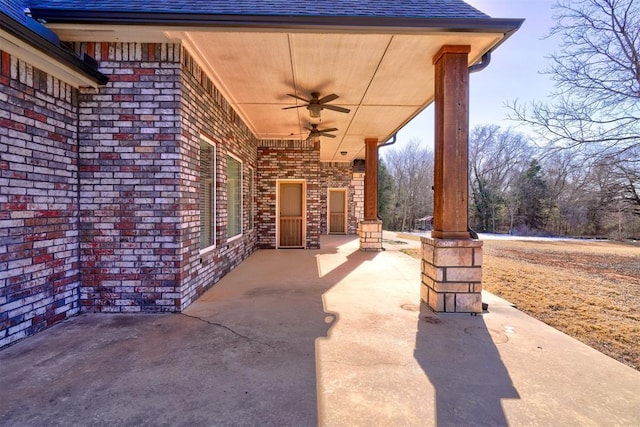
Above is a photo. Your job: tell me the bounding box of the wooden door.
[279,182,304,248]
[328,189,346,234]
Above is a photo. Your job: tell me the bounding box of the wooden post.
[432,45,471,240]
[364,138,379,221]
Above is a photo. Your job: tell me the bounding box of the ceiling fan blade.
[318,127,338,133]
[319,133,337,138]
[282,105,306,110]
[322,105,351,114]
[287,93,310,103]
[318,93,339,104]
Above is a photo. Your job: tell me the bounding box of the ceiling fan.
[283,92,351,118]
[306,124,338,140]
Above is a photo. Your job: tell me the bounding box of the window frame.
[226,153,243,241]
[199,136,217,253]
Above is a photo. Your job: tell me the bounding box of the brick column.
[359,138,382,251]
[358,220,382,252]
[351,172,365,224]
[422,45,482,313]
[421,237,483,313]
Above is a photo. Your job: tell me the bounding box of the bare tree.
[540,148,592,234]
[607,145,640,216]
[381,138,434,231]
[510,0,639,224]
[510,0,640,160]
[469,125,533,232]
[513,144,640,237]
[591,144,640,226]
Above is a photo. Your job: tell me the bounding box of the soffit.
[49,24,505,161]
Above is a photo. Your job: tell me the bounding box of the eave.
[27,10,523,36]
[0,12,108,87]
[29,9,523,161]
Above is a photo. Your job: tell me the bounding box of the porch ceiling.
[49,24,512,161]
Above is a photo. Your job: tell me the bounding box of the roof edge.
[0,12,109,85]
[30,9,524,35]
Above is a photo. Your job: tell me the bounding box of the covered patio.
[2,0,531,346]
[37,5,525,314]
[1,234,638,426]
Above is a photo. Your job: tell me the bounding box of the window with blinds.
[227,154,242,239]
[199,139,216,250]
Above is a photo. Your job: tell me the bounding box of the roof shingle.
[26,0,490,19]
[3,0,29,24]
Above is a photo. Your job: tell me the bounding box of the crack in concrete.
[179,313,275,348]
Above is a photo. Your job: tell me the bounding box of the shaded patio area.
[1,235,638,426]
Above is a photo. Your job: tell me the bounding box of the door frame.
[276,179,306,249]
[327,188,347,234]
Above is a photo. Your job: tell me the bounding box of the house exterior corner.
[0,43,363,346]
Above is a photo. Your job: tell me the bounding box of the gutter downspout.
[378,133,397,148]
[469,51,491,74]
[466,51,492,239]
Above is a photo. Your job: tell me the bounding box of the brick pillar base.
[358,220,383,252]
[420,237,483,313]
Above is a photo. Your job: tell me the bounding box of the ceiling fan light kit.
[283,91,350,143]
[306,124,338,142]
[283,92,350,119]
[307,103,322,119]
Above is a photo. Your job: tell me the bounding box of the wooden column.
[432,45,471,240]
[364,138,379,220]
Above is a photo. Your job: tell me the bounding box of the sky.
[393,0,560,150]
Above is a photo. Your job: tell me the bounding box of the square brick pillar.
[421,237,483,313]
[358,219,383,252]
[359,138,382,251]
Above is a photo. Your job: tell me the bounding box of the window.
[248,168,255,230]
[199,138,216,250]
[227,154,242,239]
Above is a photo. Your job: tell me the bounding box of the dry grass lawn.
[401,237,640,371]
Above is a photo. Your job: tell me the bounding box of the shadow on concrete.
[184,236,378,424]
[413,305,520,425]
[0,235,376,425]
[4,235,640,425]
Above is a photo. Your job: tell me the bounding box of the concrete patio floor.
[1,234,638,426]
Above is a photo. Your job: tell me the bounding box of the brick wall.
[74,43,183,312]
[179,48,258,308]
[0,51,80,347]
[0,40,365,346]
[72,44,260,312]
[320,161,359,235]
[257,140,321,249]
[352,172,365,225]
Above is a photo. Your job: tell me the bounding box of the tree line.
[468,125,639,237]
[378,0,639,239]
[379,124,639,239]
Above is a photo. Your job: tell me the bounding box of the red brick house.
[0,1,522,347]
